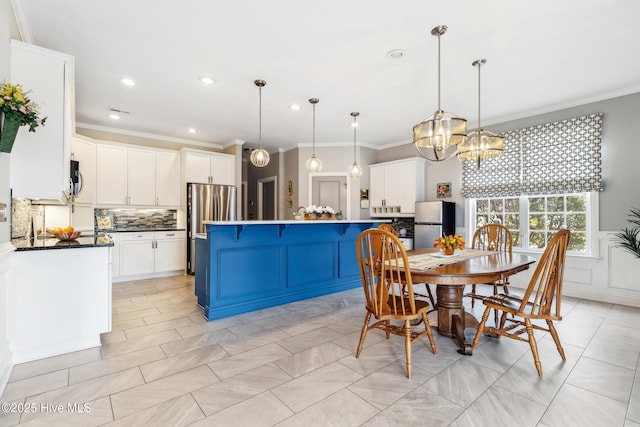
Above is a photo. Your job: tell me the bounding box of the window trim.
[464,192,599,258]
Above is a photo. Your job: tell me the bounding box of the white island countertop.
[203,219,387,225]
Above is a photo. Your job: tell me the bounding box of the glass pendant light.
[305,98,323,172]
[250,79,270,167]
[413,25,467,161]
[457,59,504,168]
[348,112,362,177]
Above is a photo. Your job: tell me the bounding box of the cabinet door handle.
[166,233,175,236]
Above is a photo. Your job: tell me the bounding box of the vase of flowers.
[434,234,465,255]
[0,82,47,153]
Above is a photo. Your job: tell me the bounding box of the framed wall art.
[437,182,451,198]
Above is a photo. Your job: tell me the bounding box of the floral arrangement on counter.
[300,205,337,220]
[433,234,465,253]
[0,82,47,153]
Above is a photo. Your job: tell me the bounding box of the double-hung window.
[462,114,603,256]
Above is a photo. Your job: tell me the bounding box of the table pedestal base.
[435,284,478,355]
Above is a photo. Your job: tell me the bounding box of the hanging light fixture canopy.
[348,112,362,178]
[250,79,270,167]
[413,25,467,161]
[305,98,323,172]
[457,59,504,168]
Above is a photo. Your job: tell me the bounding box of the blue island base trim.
[196,221,376,322]
[203,279,361,320]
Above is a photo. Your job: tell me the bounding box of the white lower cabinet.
[114,231,185,279]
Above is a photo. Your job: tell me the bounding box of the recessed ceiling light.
[289,104,301,111]
[199,76,215,85]
[386,49,405,59]
[109,113,120,120]
[187,128,197,134]
[121,78,136,86]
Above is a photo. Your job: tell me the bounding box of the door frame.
[308,172,350,219]
[257,175,278,220]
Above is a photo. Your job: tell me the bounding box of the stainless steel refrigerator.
[186,183,237,275]
[414,201,456,249]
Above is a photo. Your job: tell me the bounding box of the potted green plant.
[0,82,47,153]
[335,210,343,220]
[613,208,640,258]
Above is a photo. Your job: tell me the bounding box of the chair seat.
[483,294,562,321]
[367,294,431,319]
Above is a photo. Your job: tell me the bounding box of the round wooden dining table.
[405,248,536,355]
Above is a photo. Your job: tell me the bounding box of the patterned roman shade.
[462,113,603,198]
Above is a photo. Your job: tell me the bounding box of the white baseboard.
[112,269,184,283]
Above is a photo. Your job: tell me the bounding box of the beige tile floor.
[1,274,639,426]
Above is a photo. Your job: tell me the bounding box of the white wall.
[0,0,20,397]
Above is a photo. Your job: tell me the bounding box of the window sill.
[513,248,601,266]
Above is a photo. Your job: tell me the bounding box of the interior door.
[312,176,346,212]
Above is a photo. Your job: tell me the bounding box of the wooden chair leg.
[384,320,391,339]
[525,319,543,376]
[470,284,477,308]
[472,306,492,349]
[422,312,437,355]
[546,320,566,360]
[356,312,371,358]
[404,319,412,379]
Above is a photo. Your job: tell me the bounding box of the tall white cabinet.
[369,158,426,217]
[9,40,74,202]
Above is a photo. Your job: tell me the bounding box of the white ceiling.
[13,0,640,152]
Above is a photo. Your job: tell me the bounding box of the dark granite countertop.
[12,234,114,251]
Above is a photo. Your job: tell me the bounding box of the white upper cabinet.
[128,148,156,206]
[9,40,74,202]
[96,144,128,205]
[181,149,235,186]
[155,151,181,207]
[71,136,96,205]
[96,143,181,207]
[369,158,426,217]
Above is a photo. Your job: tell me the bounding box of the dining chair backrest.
[518,229,570,318]
[356,228,417,319]
[377,223,398,236]
[472,223,513,253]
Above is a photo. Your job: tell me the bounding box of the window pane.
[547,196,565,212]
[489,214,503,225]
[529,231,547,248]
[567,213,586,231]
[568,232,586,252]
[529,197,544,212]
[490,199,503,213]
[530,214,546,230]
[477,199,489,213]
[567,194,586,211]
[504,198,519,212]
[505,214,519,228]
[476,215,489,227]
[548,214,565,230]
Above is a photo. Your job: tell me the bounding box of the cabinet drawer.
[118,232,155,242]
[154,231,185,240]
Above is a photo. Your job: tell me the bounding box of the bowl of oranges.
[48,226,81,241]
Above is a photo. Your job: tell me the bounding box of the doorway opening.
[257,176,277,220]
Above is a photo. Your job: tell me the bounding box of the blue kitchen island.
[195,220,379,320]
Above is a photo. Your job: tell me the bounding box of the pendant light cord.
[437,31,441,111]
[312,102,316,155]
[259,85,262,147]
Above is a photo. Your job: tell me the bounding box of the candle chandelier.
[457,59,504,168]
[413,25,467,161]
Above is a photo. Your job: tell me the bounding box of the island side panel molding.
[199,221,376,320]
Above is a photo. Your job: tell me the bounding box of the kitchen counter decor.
[0,82,47,153]
[303,205,337,220]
